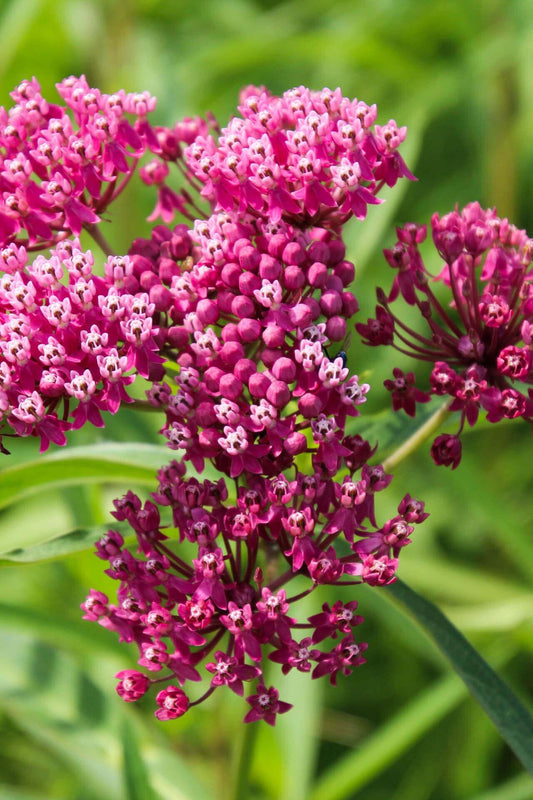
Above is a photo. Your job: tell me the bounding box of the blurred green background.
[0,0,532,798]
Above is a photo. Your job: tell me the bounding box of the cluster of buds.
[0,76,157,248]
[82,460,427,723]
[357,202,533,467]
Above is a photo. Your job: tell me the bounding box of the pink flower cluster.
[0,76,157,249]
[357,202,533,466]
[73,82,426,723]
[176,85,414,229]
[0,240,162,451]
[0,74,426,721]
[82,459,427,723]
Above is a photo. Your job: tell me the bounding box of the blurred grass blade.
[121,717,160,800]
[0,602,126,658]
[0,443,171,510]
[0,521,130,562]
[469,773,533,800]
[310,671,467,800]
[386,579,533,774]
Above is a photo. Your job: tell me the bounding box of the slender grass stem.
[382,399,453,472]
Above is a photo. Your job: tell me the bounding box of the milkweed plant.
[0,76,531,768]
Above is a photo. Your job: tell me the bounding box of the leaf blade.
[385,578,533,775]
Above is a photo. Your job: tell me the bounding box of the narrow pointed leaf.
[0,443,172,510]
[121,717,160,800]
[0,521,131,562]
[385,578,533,774]
[310,671,467,800]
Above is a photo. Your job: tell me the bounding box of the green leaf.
[0,443,171,510]
[385,579,533,775]
[310,670,467,800]
[121,717,160,800]
[0,521,131,562]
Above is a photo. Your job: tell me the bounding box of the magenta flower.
[115,670,150,702]
[154,686,189,720]
[243,684,292,726]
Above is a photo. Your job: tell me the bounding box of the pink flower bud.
[238,245,260,271]
[159,257,180,283]
[217,290,235,313]
[284,265,305,290]
[219,341,244,365]
[196,401,217,426]
[289,303,313,328]
[140,270,159,291]
[221,262,241,288]
[234,358,256,382]
[308,240,330,262]
[326,316,347,341]
[237,317,261,342]
[259,254,281,280]
[284,431,307,455]
[221,323,240,343]
[282,241,306,265]
[335,260,355,285]
[266,380,290,408]
[232,294,255,318]
[204,366,224,392]
[328,239,346,263]
[342,291,359,316]
[308,261,328,286]
[249,371,270,398]
[166,326,189,348]
[298,392,324,418]
[219,373,243,400]
[320,290,342,316]
[239,270,261,295]
[199,427,220,452]
[262,324,285,348]
[149,284,173,311]
[272,357,296,382]
[196,299,219,324]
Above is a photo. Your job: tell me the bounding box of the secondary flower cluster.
[0,76,157,248]
[82,457,427,723]
[357,202,533,466]
[0,240,162,450]
[145,84,414,230]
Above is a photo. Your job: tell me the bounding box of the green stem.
[130,399,163,413]
[382,399,452,472]
[230,717,259,800]
[84,223,117,257]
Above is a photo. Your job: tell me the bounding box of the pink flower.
[243,684,292,725]
[154,686,189,720]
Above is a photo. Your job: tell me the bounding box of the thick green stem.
[230,716,259,800]
[382,399,452,472]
